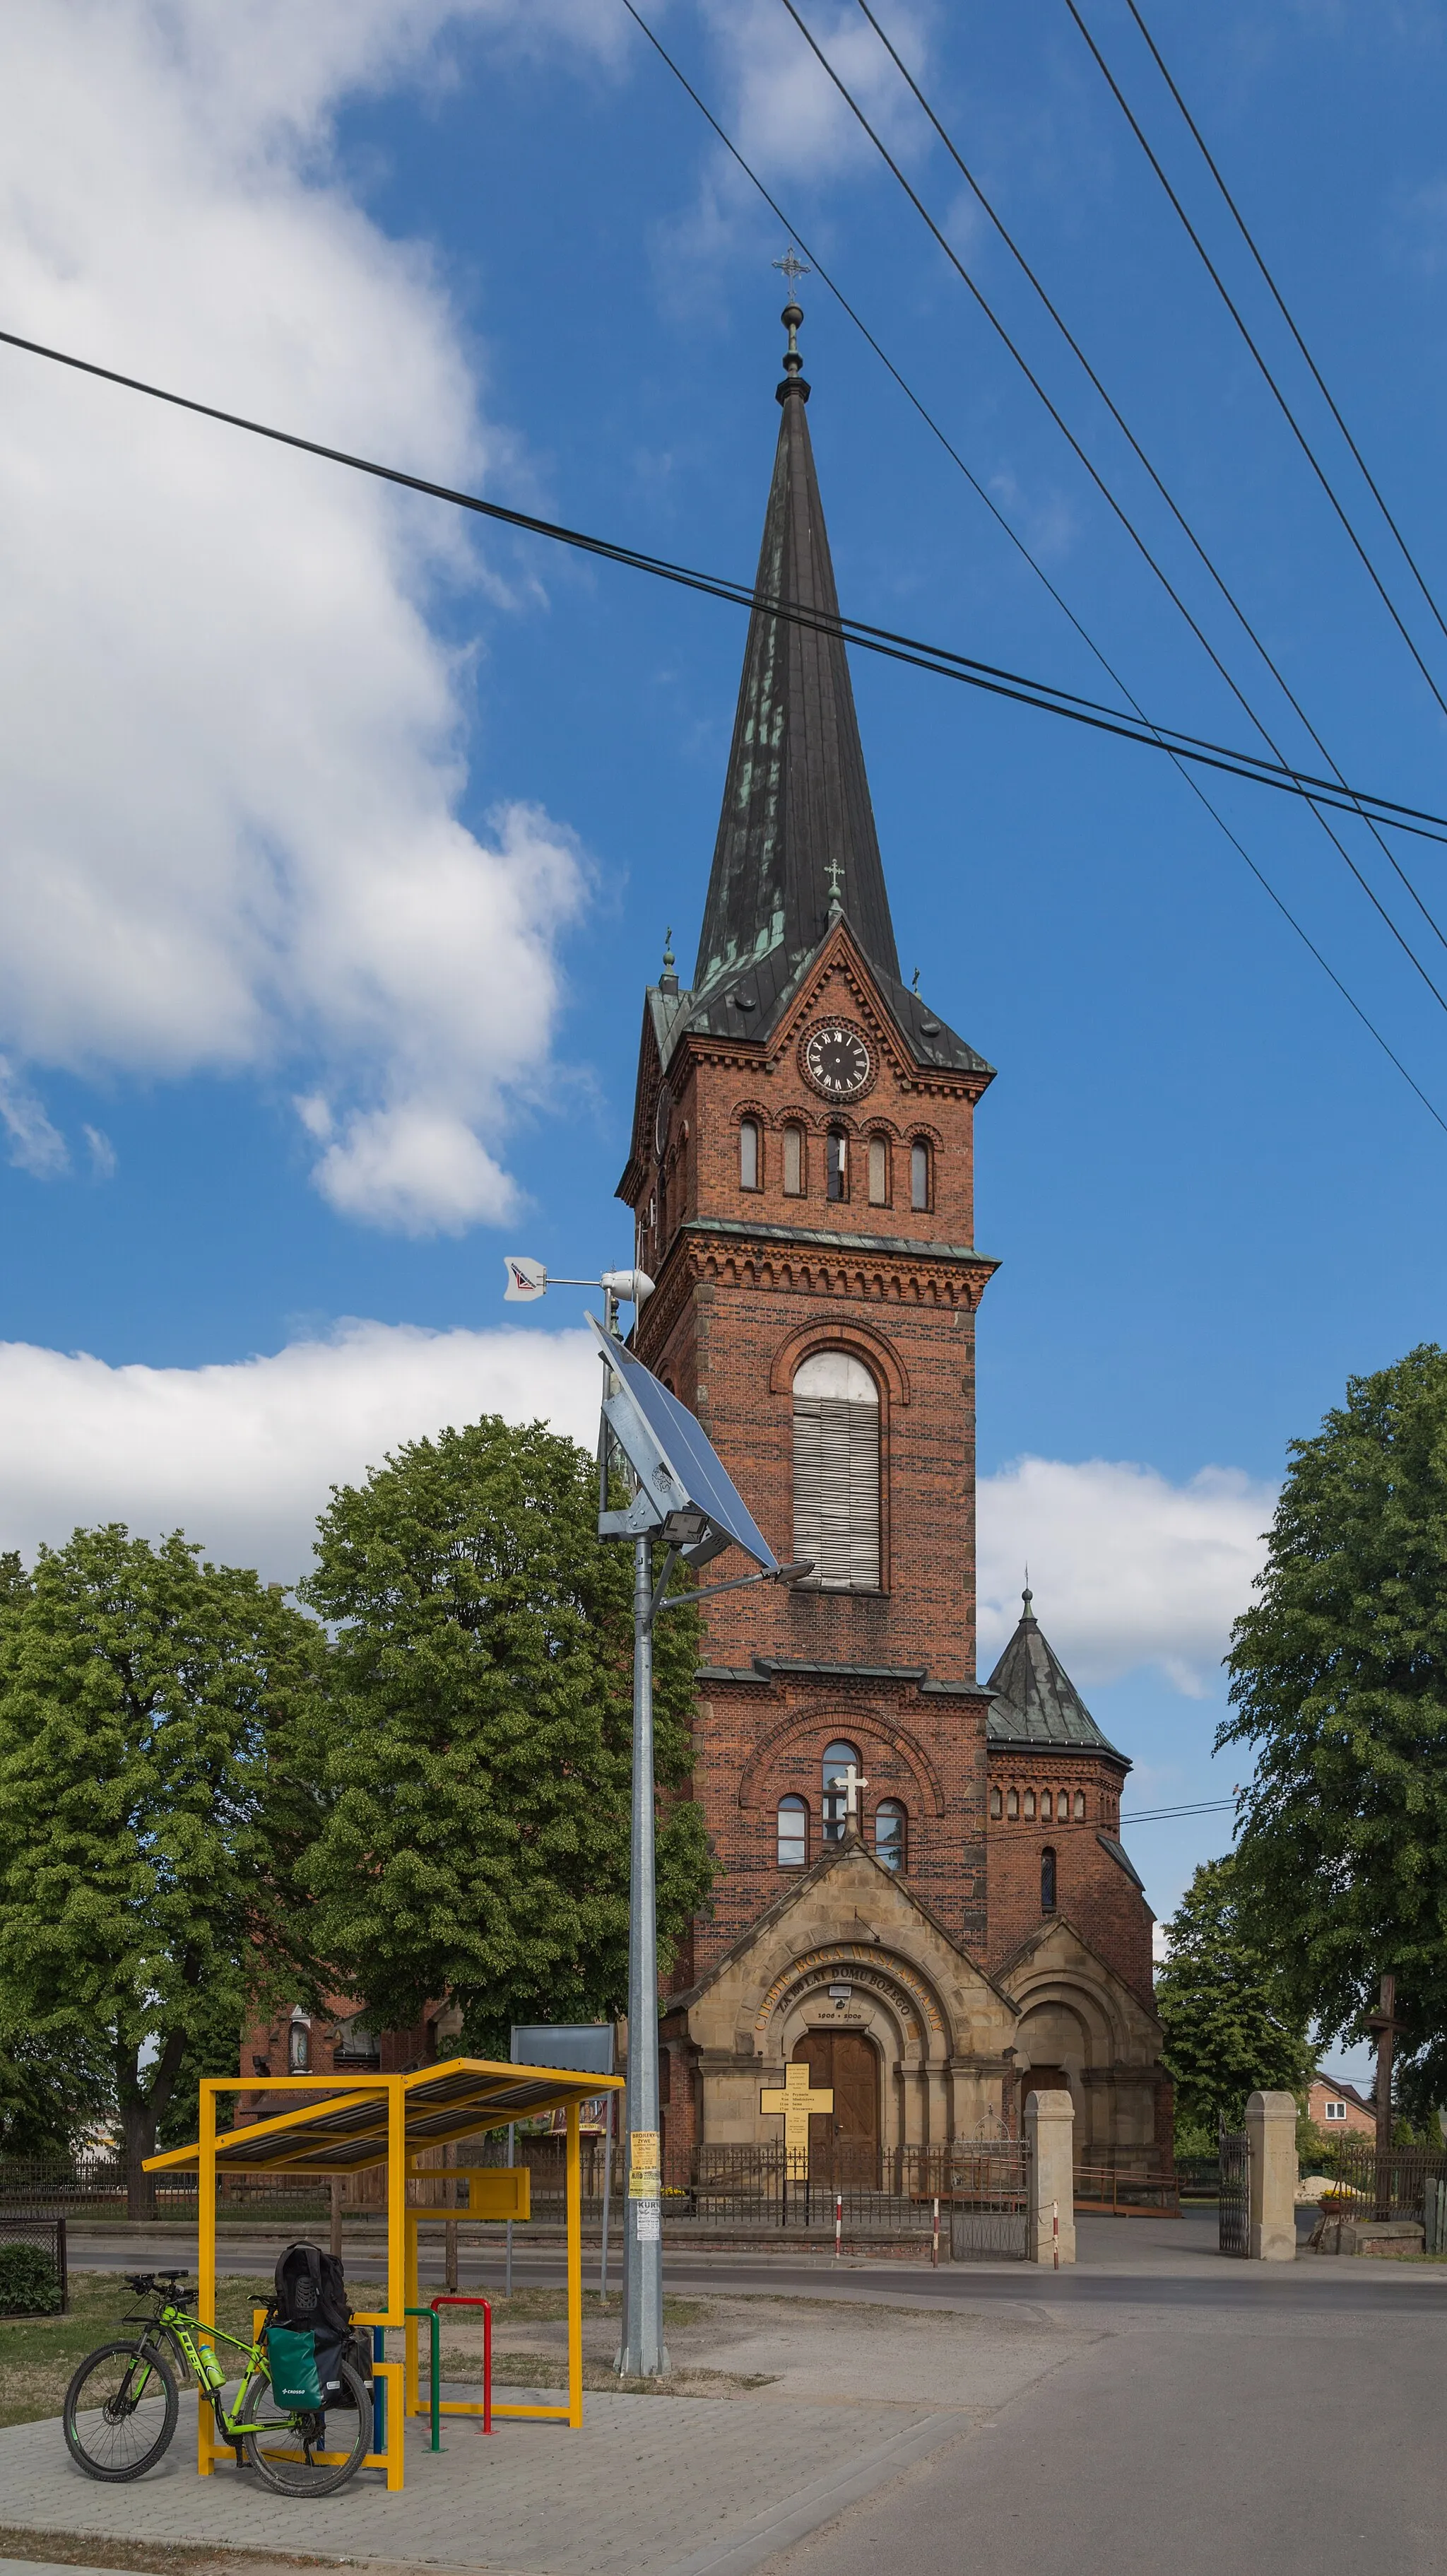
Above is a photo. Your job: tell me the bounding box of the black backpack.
[269,2241,371,2406]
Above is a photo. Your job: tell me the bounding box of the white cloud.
[82,1125,117,1181]
[699,0,938,180]
[659,1,938,282]
[0,1057,69,1177]
[0,1,604,1232]
[977,1455,1276,1697]
[0,1317,1279,1700]
[0,1320,601,1582]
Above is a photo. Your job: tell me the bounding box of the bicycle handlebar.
[126,2271,190,2293]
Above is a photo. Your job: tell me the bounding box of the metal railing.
[1074,2165,1181,2217]
[1309,2140,1447,2224]
[0,2211,69,2310]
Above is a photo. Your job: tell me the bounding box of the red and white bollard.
[932,2195,940,2268]
[1052,2198,1059,2272]
[834,2191,842,2260]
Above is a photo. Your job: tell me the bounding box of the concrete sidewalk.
[0,2387,971,2576]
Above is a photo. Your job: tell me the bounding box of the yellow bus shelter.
[145,2057,623,2490]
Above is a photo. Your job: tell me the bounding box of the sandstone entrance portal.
[793,2032,880,2184]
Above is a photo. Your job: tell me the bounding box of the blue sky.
[1,1,1444,2032]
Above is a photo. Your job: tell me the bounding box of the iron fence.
[0,2211,68,2311]
[1309,2140,1447,2224]
[944,2141,1030,2259]
[1219,2129,1249,2256]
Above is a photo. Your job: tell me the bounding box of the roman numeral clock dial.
[801,1021,873,1101]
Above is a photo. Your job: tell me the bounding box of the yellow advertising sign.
[628,2129,660,2198]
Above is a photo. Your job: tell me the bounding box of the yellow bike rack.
[146,2057,621,2491]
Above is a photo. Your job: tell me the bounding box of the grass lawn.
[0,2276,743,2430]
[0,2272,276,2430]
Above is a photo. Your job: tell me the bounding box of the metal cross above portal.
[760,2060,833,2165]
[828,1761,869,1821]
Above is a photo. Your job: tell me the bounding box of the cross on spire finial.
[825,852,845,909]
[774,247,810,384]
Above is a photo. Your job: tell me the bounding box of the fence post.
[1245,2090,1297,2261]
[1025,2090,1075,2266]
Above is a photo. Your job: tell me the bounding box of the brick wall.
[985,1750,1154,2004]
[620,932,996,1980]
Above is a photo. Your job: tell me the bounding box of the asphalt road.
[763,2282,1446,2576]
[64,2216,1447,2316]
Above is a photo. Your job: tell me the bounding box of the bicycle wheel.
[238,2357,372,2496]
[63,2339,179,2482]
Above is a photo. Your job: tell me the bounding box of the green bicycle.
[62,2271,372,2495]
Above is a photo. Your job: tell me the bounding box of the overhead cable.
[6,307,1447,1131]
[1122,0,1447,662]
[1069,0,1447,710]
[618,0,1447,1138]
[827,0,1447,1001]
[6,317,1446,837]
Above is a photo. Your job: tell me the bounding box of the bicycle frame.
[121,2294,271,2442]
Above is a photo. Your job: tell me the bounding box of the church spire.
[692,284,900,1001]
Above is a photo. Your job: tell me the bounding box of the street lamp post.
[620,1522,666,2375]
[502,1255,804,2380]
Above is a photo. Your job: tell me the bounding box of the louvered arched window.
[792,1351,880,1590]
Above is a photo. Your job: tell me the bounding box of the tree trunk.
[122,2093,158,2223]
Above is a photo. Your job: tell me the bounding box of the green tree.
[300,1416,714,2052]
[1156,1856,1312,2132]
[0,2028,113,2160]
[1220,1344,1447,2114]
[0,1527,330,2213]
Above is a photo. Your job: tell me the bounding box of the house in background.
[1307,2071,1374,2135]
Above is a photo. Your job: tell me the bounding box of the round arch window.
[793,1353,880,1592]
[822,1739,861,1843]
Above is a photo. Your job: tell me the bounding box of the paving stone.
[0,2389,964,2576]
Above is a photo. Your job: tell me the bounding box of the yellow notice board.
[628,2129,660,2198]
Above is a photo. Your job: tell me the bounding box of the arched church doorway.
[793,2031,880,2184]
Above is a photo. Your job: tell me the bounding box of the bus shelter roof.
[144,2057,623,2177]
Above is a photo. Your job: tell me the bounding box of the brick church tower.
[617,294,1167,2174]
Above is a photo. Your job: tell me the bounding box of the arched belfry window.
[792,1352,880,1589]
[822,1741,860,1843]
[739,1118,760,1190]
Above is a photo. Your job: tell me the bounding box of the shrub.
[0,2239,61,2315]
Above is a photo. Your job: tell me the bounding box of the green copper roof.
[985,1589,1123,1757]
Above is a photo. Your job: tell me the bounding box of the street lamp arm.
[654,1558,816,1614]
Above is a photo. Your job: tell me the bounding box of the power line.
[1071,0,1447,712]
[1122,0,1447,663]
[831,0,1447,1002]
[6,314,1447,1134]
[993,1796,1238,1837]
[6,318,1447,837]
[618,1,1447,1139]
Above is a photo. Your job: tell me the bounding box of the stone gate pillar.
[1246,2090,1297,2261]
[1026,2088,1075,2265]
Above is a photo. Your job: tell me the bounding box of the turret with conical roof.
[985,1588,1123,1755]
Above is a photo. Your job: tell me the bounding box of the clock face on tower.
[801,1021,874,1101]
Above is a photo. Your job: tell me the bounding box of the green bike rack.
[404,2307,444,2452]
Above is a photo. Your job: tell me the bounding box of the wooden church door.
[793,2032,880,2184]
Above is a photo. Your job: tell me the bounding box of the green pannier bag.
[265,2324,324,2410]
